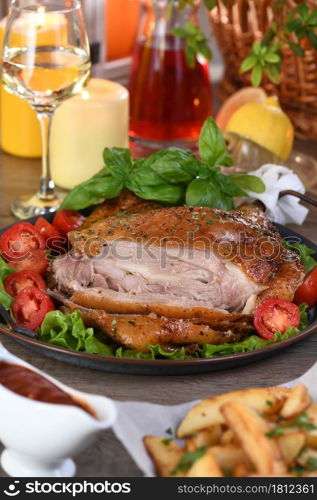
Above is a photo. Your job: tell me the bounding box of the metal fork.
[279,190,317,209]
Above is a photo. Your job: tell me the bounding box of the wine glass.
[2,0,91,219]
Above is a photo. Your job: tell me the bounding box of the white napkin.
[112,361,317,477]
[244,164,309,225]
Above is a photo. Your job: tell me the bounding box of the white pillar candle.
[50,78,129,190]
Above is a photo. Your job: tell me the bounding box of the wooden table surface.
[0,142,317,477]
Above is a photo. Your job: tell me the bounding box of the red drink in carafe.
[129,35,212,146]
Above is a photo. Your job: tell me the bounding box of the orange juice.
[105,0,141,61]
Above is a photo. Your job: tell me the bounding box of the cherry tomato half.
[12,286,54,331]
[35,217,67,254]
[0,222,45,260]
[254,298,300,340]
[35,217,61,242]
[4,270,46,298]
[53,210,84,237]
[7,249,49,276]
[294,267,317,310]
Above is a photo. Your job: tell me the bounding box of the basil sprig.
[60,118,265,211]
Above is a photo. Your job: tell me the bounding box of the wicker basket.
[209,0,317,140]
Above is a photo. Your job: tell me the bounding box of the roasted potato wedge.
[277,431,306,465]
[297,448,317,469]
[185,426,222,452]
[233,464,250,477]
[220,429,234,446]
[306,432,317,449]
[186,451,223,477]
[143,436,183,477]
[307,403,317,426]
[210,444,252,471]
[221,401,287,475]
[177,387,290,438]
[280,385,311,419]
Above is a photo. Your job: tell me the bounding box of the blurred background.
[0,0,223,86]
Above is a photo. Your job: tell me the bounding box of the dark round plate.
[0,215,316,376]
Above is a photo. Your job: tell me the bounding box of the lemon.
[216,87,267,130]
[225,96,294,161]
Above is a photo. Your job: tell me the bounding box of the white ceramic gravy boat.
[0,343,117,477]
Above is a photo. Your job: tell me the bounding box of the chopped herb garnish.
[112,328,118,336]
[161,439,172,446]
[165,427,173,436]
[266,411,317,438]
[266,400,273,407]
[206,220,215,226]
[306,457,317,471]
[266,427,285,438]
[291,412,317,432]
[171,446,207,476]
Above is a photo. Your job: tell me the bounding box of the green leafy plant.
[171,1,317,84]
[239,3,317,86]
[168,0,213,67]
[61,118,265,212]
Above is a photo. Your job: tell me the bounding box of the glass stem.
[37,111,56,201]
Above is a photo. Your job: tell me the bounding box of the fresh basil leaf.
[60,175,124,210]
[199,117,233,167]
[127,159,187,204]
[128,179,186,205]
[39,310,112,355]
[186,178,234,210]
[0,257,15,310]
[211,170,248,197]
[229,174,266,194]
[142,148,200,184]
[103,147,133,182]
[283,241,317,273]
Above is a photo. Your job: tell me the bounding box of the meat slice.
[55,296,251,352]
[49,204,305,351]
[52,205,304,316]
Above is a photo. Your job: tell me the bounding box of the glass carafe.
[129,0,212,156]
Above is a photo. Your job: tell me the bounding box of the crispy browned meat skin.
[80,190,161,230]
[70,205,304,303]
[59,298,250,353]
[71,289,253,325]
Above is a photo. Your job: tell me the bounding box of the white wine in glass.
[2,0,91,218]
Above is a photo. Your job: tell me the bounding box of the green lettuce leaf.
[38,304,309,360]
[283,241,317,273]
[38,310,113,356]
[0,257,15,310]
